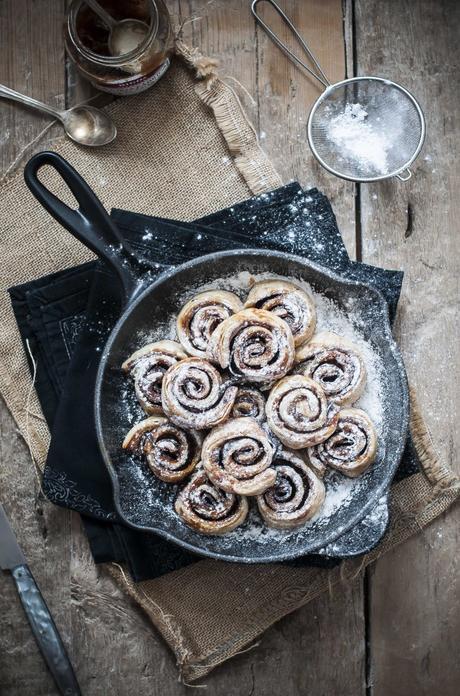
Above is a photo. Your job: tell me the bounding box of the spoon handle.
[84,0,116,29]
[0,84,61,121]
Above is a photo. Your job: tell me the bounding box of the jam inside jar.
[66,0,174,95]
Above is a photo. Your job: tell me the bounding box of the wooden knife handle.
[11,564,81,696]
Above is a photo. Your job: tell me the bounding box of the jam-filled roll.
[175,468,248,535]
[295,331,366,406]
[231,386,266,423]
[307,408,377,478]
[244,279,316,347]
[123,416,202,483]
[201,417,276,496]
[161,357,237,430]
[266,374,339,449]
[207,308,295,384]
[177,290,243,358]
[122,340,187,414]
[257,449,325,528]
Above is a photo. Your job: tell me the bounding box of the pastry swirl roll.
[307,408,377,478]
[295,331,366,406]
[175,468,248,535]
[231,386,266,423]
[161,358,237,430]
[123,416,202,483]
[207,308,295,384]
[244,279,316,347]
[257,449,325,528]
[177,290,243,358]
[266,374,339,449]
[122,340,187,414]
[201,417,276,496]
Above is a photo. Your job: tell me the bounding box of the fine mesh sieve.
[252,0,426,183]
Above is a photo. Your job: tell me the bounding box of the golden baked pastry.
[307,408,377,478]
[122,340,187,414]
[266,374,339,449]
[231,386,266,423]
[175,468,248,535]
[207,308,295,383]
[176,290,243,358]
[123,416,202,483]
[201,417,276,496]
[244,279,316,347]
[161,357,237,430]
[295,331,366,406]
[257,449,325,528]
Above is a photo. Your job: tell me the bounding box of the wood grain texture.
[0,0,66,178]
[0,0,458,694]
[255,0,357,258]
[355,1,460,694]
[254,3,365,695]
[0,3,73,694]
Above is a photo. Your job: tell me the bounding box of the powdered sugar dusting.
[325,103,390,175]
[120,270,388,550]
[181,271,384,433]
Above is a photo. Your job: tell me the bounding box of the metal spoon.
[84,0,149,57]
[0,84,117,147]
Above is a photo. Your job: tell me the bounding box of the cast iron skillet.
[24,151,409,564]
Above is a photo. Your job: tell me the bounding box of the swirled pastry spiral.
[122,340,187,414]
[161,358,237,430]
[266,374,339,449]
[295,331,366,406]
[122,416,202,483]
[244,279,316,347]
[231,386,266,423]
[257,449,325,528]
[308,408,377,478]
[175,468,248,534]
[207,308,295,383]
[177,290,243,358]
[201,417,276,496]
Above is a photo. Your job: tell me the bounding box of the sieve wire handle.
[396,168,412,181]
[251,0,330,89]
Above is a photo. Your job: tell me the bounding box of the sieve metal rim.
[307,76,426,183]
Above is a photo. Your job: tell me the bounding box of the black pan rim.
[94,248,409,563]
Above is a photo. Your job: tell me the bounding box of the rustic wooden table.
[0,1,458,694]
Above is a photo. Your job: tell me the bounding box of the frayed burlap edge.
[106,390,460,683]
[0,44,280,475]
[176,41,283,195]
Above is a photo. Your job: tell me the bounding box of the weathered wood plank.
[0,403,71,696]
[254,3,366,695]
[0,2,74,694]
[255,0,357,258]
[355,1,460,694]
[0,0,66,178]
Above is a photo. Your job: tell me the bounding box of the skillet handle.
[24,151,149,306]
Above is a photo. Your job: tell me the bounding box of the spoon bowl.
[108,18,149,57]
[0,84,117,148]
[84,0,150,57]
[61,105,117,147]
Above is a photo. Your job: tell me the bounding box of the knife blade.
[0,502,81,696]
[0,502,27,569]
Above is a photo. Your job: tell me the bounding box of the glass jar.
[65,0,174,95]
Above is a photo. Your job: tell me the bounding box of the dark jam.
[77,1,151,57]
[66,0,173,95]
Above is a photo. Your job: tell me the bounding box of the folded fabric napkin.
[10,182,419,582]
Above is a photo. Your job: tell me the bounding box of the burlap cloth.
[0,45,459,682]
